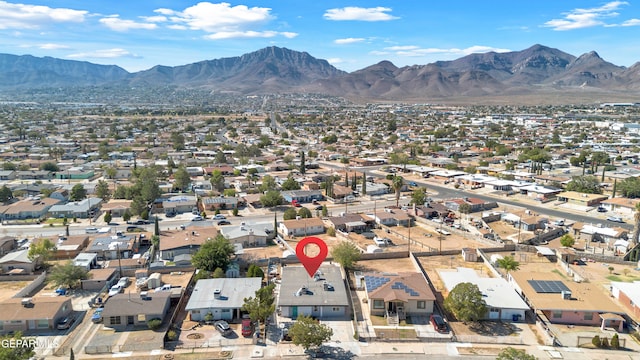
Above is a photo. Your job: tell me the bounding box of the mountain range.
[1,44,639,102]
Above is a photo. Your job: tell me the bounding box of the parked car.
[314,205,324,210]
[217,220,231,226]
[597,206,607,212]
[192,215,204,221]
[607,216,624,223]
[241,318,254,337]
[213,214,226,220]
[85,227,99,234]
[214,320,233,337]
[57,316,75,330]
[91,308,104,323]
[126,226,143,232]
[117,277,130,287]
[108,284,123,297]
[430,314,448,333]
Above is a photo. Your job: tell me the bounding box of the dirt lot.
[356,257,419,273]
[0,280,30,301]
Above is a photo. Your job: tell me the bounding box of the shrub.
[600,337,609,348]
[592,335,601,348]
[147,318,163,330]
[611,333,620,349]
[327,227,336,237]
[166,329,178,341]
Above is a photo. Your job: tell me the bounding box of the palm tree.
[392,176,404,207]
[631,203,640,247]
[496,255,520,274]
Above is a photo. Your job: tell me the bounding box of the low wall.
[12,271,47,298]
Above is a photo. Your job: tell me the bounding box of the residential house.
[86,234,138,260]
[201,196,242,211]
[509,270,626,330]
[0,236,16,256]
[73,252,99,270]
[370,209,412,227]
[519,184,563,202]
[81,268,119,291]
[556,191,609,208]
[102,291,171,330]
[37,235,89,260]
[439,268,530,321]
[162,195,197,216]
[0,197,61,222]
[444,197,497,213]
[0,170,16,181]
[0,296,72,334]
[610,281,640,321]
[158,228,217,261]
[49,189,69,202]
[599,197,640,217]
[358,272,436,322]
[48,197,102,219]
[0,249,39,274]
[185,277,262,321]
[220,223,269,247]
[101,199,133,218]
[278,265,350,319]
[279,218,325,238]
[281,190,324,204]
[325,213,374,233]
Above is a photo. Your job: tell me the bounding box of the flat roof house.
[102,291,171,330]
[278,264,350,320]
[279,218,325,238]
[48,197,102,219]
[0,296,72,334]
[185,277,262,321]
[439,267,530,322]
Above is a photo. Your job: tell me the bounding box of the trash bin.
[512,314,519,322]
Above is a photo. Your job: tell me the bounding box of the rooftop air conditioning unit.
[214,289,222,299]
[21,298,32,307]
[561,290,572,300]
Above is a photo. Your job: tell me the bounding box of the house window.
[110,316,121,325]
[0,321,3,330]
[222,309,230,313]
[313,306,319,312]
[37,319,48,328]
[192,310,200,314]
[584,312,593,321]
[373,300,384,309]
[332,307,340,312]
[417,301,426,309]
[552,311,562,319]
[10,320,22,324]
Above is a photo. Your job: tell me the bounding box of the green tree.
[170,132,185,151]
[331,241,361,270]
[297,207,312,218]
[95,180,110,201]
[565,175,602,194]
[242,283,276,336]
[28,238,56,263]
[632,202,640,247]
[258,175,278,192]
[260,190,284,208]
[496,347,537,360]
[618,177,640,198]
[212,268,225,278]
[299,151,306,175]
[154,216,160,236]
[191,235,235,272]
[444,282,486,322]
[496,256,520,273]
[281,175,301,190]
[0,332,35,360]
[246,264,264,279]
[410,187,427,206]
[49,261,90,289]
[210,169,226,193]
[0,185,13,203]
[173,167,191,192]
[283,207,298,220]
[103,211,112,225]
[69,184,87,201]
[122,210,132,223]
[392,176,404,207]
[611,333,620,349]
[40,161,59,172]
[2,162,16,170]
[290,315,333,352]
[559,234,575,247]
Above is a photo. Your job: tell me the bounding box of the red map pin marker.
[296,236,328,278]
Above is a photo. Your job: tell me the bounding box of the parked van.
[430,314,448,333]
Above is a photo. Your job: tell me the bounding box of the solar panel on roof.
[527,280,570,293]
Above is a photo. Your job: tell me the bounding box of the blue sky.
[2,1,640,72]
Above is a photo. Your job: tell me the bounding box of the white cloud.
[621,18,640,26]
[334,38,365,44]
[383,45,511,57]
[0,1,86,29]
[204,30,297,40]
[141,15,168,23]
[99,16,157,32]
[324,7,398,21]
[327,58,344,64]
[67,48,139,59]
[543,1,628,30]
[169,2,272,32]
[39,43,70,50]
